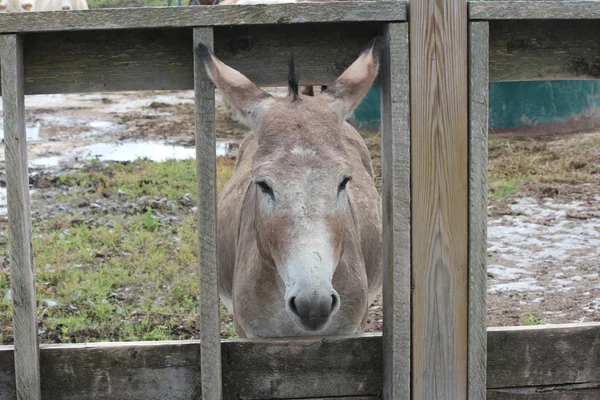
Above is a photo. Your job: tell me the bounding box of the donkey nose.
[288,290,340,331]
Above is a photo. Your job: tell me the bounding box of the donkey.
[197,38,383,338]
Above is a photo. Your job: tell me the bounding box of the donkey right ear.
[196,43,273,130]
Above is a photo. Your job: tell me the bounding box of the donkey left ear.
[196,43,273,130]
[320,37,383,120]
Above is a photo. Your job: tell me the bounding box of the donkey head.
[198,39,381,332]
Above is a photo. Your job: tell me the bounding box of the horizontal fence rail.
[488,19,600,82]
[0,1,406,33]
[470,1,600,20]
[0,23,384,95]
[0,325,598,399]
[1,20,598,96]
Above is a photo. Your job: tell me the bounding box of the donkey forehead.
[253,147,347,181]
[258,96,342,135]
[253,96,347,159]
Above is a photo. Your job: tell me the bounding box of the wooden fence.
[0,1,599,399]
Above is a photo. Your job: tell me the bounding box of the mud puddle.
[0,91,243,216]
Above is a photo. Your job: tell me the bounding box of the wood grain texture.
[0,34,41,400]
[380,22,411,400]
[487,382,600,400]
[0,335,382,400]
[1,21,595,89]
[222,335,382,399]
[0,1,405,33]
[468,21,489,400]
[0,24,381,95]
[0,326,599,399]
[488,20,600,82]
[194,27,222,400]
[487,323,600,389]
[410,0,469,397]
[470,1,600,20]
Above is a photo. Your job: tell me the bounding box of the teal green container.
[490,81,600,134]
[351,81,600,134]
[350,84,381,131]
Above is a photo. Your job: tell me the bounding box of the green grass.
[489,176,521,198]
[522,310,546,326]
[0,157,235,344]
[55,157,234,202]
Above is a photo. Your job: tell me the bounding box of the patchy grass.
[488,132,600,198]
[358,129,600,199]
[522,310,546,326]
[54,157,234,202]
[0,157,235,344]
[489,176,521,198]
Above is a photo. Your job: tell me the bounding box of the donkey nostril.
[331,294,338,313]
[288,296,300,317]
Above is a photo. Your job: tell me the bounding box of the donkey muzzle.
[287,289,340,331]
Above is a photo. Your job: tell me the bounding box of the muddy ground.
[0,89,598,337]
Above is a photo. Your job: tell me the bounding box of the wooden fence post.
[0,34,42,400]
[468,20,489,400]
[409,0,472,397]
[380,22,411,400]
[192,27,223,400]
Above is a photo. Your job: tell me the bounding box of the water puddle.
[29,139,239,168]
[0,119,117,142]
[0,139,238,215]
[0,188,6,216]
[0,121,42,142]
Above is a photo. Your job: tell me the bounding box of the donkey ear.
[196,43,273,130]
[320,37,383,120]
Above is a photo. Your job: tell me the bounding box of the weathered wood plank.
[1,20,597,92]
[410,0,469,397]
[0,24,381,95]
[469,21,489,400]
[214,23,381,86]
[222,335,382,399]
[487,382,600,400]
[0,34,41,400]
[193,27,222,400]
[470,1,600,20]
[488,20,600,82]
[487,323,600,389]
[380,22,410,400]
[0,1,405,33]
[0,335,383,400]
[0,326,599,399]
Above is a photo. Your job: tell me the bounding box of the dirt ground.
[1,89,599,334]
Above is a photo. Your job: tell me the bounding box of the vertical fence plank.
[469,21,489,400]
[380,22,411,400]
[192,27,222,400]
[410,0,469,397]
[0,34,41,400]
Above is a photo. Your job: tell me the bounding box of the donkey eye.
[257,181,275,200]
[338,175,352,194]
